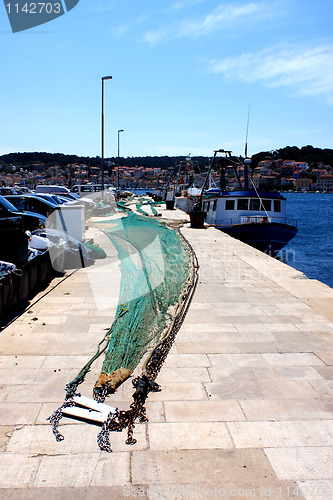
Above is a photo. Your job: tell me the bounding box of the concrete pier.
[0,206,332,499]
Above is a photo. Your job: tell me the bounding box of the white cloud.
[209,43,333,104]
[144,28,170,45]
[169,0,204,12]
[177,2,263,37]
[144,2,278,44]
[94,1,116,13]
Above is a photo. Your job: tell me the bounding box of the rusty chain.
[95,229,199,451]
[48,226,199,452]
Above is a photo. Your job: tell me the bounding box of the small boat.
[191,149,298,255]
[203,187,297,255]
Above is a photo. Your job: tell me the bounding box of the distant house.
[293,169,304,179]
[317,175,333,191]
[281,177,295,186]
[281,160,296,176]
[251,174,277,189]
[295,178,312,190]
[256,165,274,176]
[312,169,327,179]
[272,159,283,169]
[294,162,308,171]
[258,160,273,173]
[262,175,278,186]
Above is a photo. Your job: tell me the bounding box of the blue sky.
[1,0,332,158]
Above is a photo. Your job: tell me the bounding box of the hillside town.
[0,150,333,192]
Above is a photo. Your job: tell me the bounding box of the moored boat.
[188,149,298,255]
[203,188,297,254]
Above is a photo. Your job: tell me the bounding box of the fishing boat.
[191,149,298,255]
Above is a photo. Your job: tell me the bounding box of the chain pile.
[94,229,199,451]
[48,224,199,452]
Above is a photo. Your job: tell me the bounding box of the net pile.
[64,210,191,398]
[49,207,196,450]
[96,211,190,390]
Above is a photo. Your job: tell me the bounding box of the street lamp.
[117,129,124,191]
[101,76,112,192]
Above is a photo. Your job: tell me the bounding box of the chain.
[48,226,199,453]
[96,231,199,452]
[144,230,199,381]
[93,383,111,403]
[47,396,77,442]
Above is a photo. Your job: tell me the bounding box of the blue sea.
[132,189,332,288]
[281,193,333,288]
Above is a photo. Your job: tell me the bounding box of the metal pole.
[198,150,219,210]
[101,78,104,191]
[117,129,124,191]
[101,76,112,193]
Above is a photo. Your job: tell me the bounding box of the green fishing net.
[98,211,190,378]
[65,209,191,397]
[50,207,195,450]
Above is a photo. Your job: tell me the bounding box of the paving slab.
[240,399,333,421]
[227,420,333,448]
[131,448,277,485]
[148,422,233,450]
[265,447,333,480]
[164,400,245,422]
[33,452,130,488]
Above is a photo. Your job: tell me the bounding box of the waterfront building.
[317,174,333,191]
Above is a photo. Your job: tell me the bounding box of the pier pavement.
[0,205,332,499]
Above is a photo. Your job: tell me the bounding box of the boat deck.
[0,206,332,499]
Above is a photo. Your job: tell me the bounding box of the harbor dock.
[0,205,332,499]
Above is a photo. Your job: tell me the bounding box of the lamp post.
[101,76,112,192]
[117,129,124,191]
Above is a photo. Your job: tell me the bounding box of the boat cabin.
[202,190,288,228]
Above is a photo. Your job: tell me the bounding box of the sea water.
[280,193,333,288]
[128,190,332,288]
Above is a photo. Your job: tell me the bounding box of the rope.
[65,308,128,399]
[249,177,271,221]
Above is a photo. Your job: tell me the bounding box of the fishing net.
[49,206,197,451]
[99,212,190,378]
[65,209,191,397]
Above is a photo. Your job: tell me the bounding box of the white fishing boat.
[196,150,298,254]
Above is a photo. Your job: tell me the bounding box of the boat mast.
[244,102,251,190]
[198,149,232,209]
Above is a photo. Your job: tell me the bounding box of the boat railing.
[215,216,297,227]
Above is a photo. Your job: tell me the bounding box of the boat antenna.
[244,101,251,158]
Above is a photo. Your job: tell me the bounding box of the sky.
[1,0,332,159]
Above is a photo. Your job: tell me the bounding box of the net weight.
[6,3,62,14]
